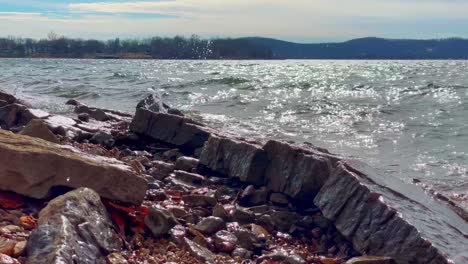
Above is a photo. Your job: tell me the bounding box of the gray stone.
[0,91,17,104]
[174,170,206,186]
[19,119,60,144]
[136,93,168,113]
[263,140,336,201]
[240,186,269,207]
[130,108,211,152]
[184,238,215,263]
[0,104,25,129]
[26,188,122,264]
[89,131,114,147]
[214,230,237,253]
[231,248,253,259]
[175,156,199,172]
[194,216,226,235]
[183,195,217,207]
[212,203,230,221]
[258,252,306,264]
[269,193,289,206]
[271,211,301,232]
[75,105,110,121]
[231,207,255,225]
[77,113,90,122]
[148,161,174,181]
[233,229,262,251]
[345,256,396,264]
[314,161,454,264]
[199,135,268,185]
[144,206,178,237]
[19,108,50,125]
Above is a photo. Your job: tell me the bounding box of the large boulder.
[262,140,336,201]
[0,104,26,129]
[314,161,467,264]
[26,188,122,264]
[130,108,211,153]
[199,135,268,186]
[0,129,147,204]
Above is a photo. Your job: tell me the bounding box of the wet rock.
[105,252,128,264]
[136,93,168,113]
[0,92,17,104]
[0,100,8,107]
[0,253,19,264]
[90,131,114,148]
[231,248,253,259]
[194,217,226,235]
[212,203,230,221]
[174,170,206,186]
[183,195,217,207]
[269,193,289,206]
[184,237,215,263]
[144,206,178,237]
[232,207,255,225]
[75,104,110,121]
[175,156,199,172]
[345,256,396,264]
[314,161,453,264]
[263,140,336,201]
[0,129,147,204]
[199,135,268,185]
[19,108,50,125]
[214,230,237,253]
[240,185,269,207]
[26,188,122,264]
[19,119,60,144]
[130,108,212,153]
[0,104,25,129]
[77,113,90,122]
[258,251,306,264]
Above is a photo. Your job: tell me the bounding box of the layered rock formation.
[0,129,147,204]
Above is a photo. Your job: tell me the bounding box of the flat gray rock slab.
[315,161,468,264]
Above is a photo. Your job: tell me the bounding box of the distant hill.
[2,35,468,59]
[241,37,468,59]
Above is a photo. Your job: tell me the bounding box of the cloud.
[1,0,468,41]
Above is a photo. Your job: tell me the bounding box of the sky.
[1,0,468,43]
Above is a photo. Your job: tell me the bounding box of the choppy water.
[1,58,467,200]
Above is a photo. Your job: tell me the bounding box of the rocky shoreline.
[0,91,466,264]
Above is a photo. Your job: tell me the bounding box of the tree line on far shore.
[0,33,274,59]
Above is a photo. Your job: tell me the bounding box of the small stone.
[166,205,188,218]
[231,248,252,259]
[12,241,26,257]
[271,211,300,232]
[345,256,396,264]
[174,170,206,186]
[240,186,269,207]
[231,207,255,225]
[269,193,289,206]
[106,252,128,264]
[214,230,237,253]
[175,156,199,172]
[233,229,261,251]
[183,195,217,207]
[77,113,90,122]
[89,131,114,147]
[194,216,226,235]
[184,237,215,263]
[258,251,306,264]
[0,253,20,264]
[212,203,230,221]
[311,227,322,239]
[144,206,178,237]
[148,161,174,181]
[19,119,60,144]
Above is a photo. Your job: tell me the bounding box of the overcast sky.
[1,0,468,42]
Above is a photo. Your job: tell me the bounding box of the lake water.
[0,58,467,202]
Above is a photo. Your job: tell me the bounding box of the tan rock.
[0,129,147,204]
[19,119,60,144]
